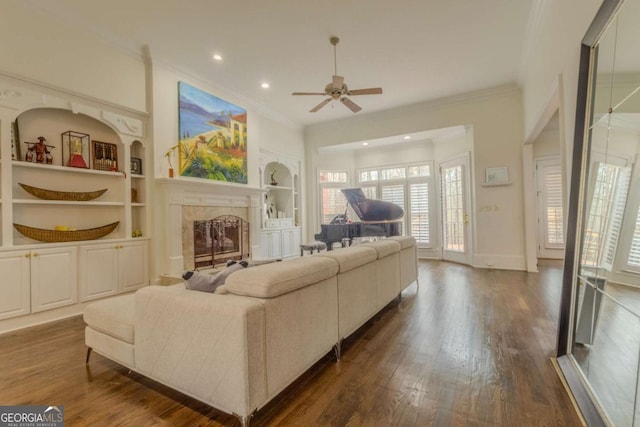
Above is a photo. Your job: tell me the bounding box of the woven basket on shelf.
[19,183,108,201]
[13,222,119,243]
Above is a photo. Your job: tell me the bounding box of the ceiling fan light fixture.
[292,36,382,113]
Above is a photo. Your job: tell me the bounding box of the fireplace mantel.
[156,178,263,276]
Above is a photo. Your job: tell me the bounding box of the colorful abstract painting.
[178,81,247,183]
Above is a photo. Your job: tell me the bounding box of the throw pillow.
[183,262,247,293]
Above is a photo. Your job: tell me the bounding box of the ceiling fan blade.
[332,75,344,90]
[340,97,362,113]
[310,98,331,112]
[292,92,327,96]
[347,87,383,96]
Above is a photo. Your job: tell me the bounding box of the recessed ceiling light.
[362,142,369,146]
[403,135,411,140]
[261,82,270,89]
[213,54,222,61]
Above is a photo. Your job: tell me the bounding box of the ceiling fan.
[292,36,383,113]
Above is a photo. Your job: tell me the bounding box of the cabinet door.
[79,243,119,302]
[259,231,282,258]
[118,241,149,292]
[281,228,301,258]
[31,247,78,313]
[0,250,31,320]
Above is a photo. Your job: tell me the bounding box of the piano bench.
[300,241,327,256]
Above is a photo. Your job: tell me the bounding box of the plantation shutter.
[409,182,429,244]
[544,167,564,248]
[601,167,631,270]
[381,184,405,210]
[628,205,640,267]
[320,187,347,224]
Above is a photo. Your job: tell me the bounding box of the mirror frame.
[555,0,625,425]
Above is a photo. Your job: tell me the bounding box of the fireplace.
[156,178,263,277]
[194,215,249,269]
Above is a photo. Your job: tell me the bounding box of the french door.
[440,155,472,265]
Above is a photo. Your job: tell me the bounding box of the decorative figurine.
[68,138,88,168]
[24,136,54,164]
[270,170,278,186]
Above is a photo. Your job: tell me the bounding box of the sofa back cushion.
[388,235,416,249]
[225,256,339,298]
[360,239,401,258]
[315,246,377,273]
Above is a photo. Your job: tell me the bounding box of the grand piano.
[314,188,403,250]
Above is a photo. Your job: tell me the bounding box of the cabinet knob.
[32,252,38,257]
[24,253,31,258]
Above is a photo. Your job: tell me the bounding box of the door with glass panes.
[440,155,472,265]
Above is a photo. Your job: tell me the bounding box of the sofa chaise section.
[134,285,267,421]
[84,293,135,369]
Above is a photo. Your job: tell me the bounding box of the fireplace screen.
[193,215,249,269]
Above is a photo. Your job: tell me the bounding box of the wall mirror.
[565,0,640,424]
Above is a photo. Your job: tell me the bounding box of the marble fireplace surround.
[156,178,263,277]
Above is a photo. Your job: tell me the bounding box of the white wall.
[305,86,527,270]
[533,127,561,159]
[0,1,147,113]
[520,0,603,170]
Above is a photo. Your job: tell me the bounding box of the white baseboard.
[473,253,527,271]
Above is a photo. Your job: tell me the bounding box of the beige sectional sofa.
[83,236,417,426]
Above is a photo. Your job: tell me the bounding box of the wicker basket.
[13,222,119,243]
[19,183,108,201]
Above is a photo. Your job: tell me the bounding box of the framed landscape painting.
[178,81,248,183]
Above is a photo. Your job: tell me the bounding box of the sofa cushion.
[388,235,416,249]
[83,294,135,344]
[225,256,339,298]
[315,246,377,273]
[360,239,401,258]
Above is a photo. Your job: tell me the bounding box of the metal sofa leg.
[233,411,254,427]
[85,347,92,364]
[333,340,342,362]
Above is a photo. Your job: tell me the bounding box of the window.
[319,170,349,224]
[581,163,630,270]
[357,162,433,246]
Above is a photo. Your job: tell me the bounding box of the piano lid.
[341,188,404,222]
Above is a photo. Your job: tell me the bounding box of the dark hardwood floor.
[0,260,583,426]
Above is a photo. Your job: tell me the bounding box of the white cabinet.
[282,227,301,258]
[260,230,283,259]
[118,240,149,292]
[79,240,148,302]
[0,250,30,320]
[0,247,78,317]
[30,247,78,313]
